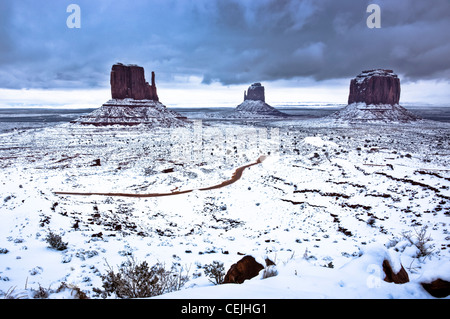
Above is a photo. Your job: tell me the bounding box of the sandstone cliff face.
[244,83,265,102]
[348,69,400,105]
[110,63,158,101]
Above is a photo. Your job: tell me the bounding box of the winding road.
[54,155,267,198]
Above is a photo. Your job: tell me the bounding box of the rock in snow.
[223,255,264,284]
[331,69,419,123]
[73,63,187,127]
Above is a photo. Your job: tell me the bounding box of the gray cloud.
[0,0,449,89]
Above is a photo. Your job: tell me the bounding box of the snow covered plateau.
[0,115,449,299]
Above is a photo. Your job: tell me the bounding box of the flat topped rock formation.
[348,69,400,106]
[74,63,187,127]
[244,82,265,102]
[110,63,158,101]
[209,83,287,119]
[331,69,419,123]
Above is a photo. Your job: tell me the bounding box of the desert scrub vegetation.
[94,256,189,298]
[388,226,435,261]
[32,282,88,299]
[45,231,68,251]
[203,260,225,285]
[401,226,435,259]
[1,282,88,299]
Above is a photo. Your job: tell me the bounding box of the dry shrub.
[97,257,188,298]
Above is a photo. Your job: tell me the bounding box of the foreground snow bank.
[156,244,446,299]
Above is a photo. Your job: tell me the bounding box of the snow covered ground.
[0,116,449,299]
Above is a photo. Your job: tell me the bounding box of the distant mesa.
[73,63,187,127]
[233,83,288,118]
[331,69,419,123]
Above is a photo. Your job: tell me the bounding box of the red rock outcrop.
[110,63,158,101]
[382,259,409,284]
[223,255,264,284]
[348,69,400,105]
[244,83,265,102]
[421,279,450,298]
[72,63,188,127]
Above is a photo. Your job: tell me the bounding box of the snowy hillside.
[235,100,288,117]
[205,100,288,119]
[73,99,188,127]
[0,118,449,299]
[330,103,419,123]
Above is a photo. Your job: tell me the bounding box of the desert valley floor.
[0,117,449,298]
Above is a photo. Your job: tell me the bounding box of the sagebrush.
[96,257,188,298]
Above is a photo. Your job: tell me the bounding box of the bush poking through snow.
[401,226,435,259]
[97,257,188,298]
[45,231,68,251]
[203,261,225,285]
[32,282,88,299]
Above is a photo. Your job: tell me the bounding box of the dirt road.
[54,155,267,198]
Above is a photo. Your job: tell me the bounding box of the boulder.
[421,279,450,298]
[223,255,264,284]
[348,69,400,105]
[382,259,409,284]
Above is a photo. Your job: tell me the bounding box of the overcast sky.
[1,0,449,107]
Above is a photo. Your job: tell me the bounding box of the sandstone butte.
[110,63,158,101]
[72,63,186,126]
[330,69,419,122]
[348,69,400,105]
[243,82,265,102]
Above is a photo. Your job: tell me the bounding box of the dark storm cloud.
[0,0,449,89]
